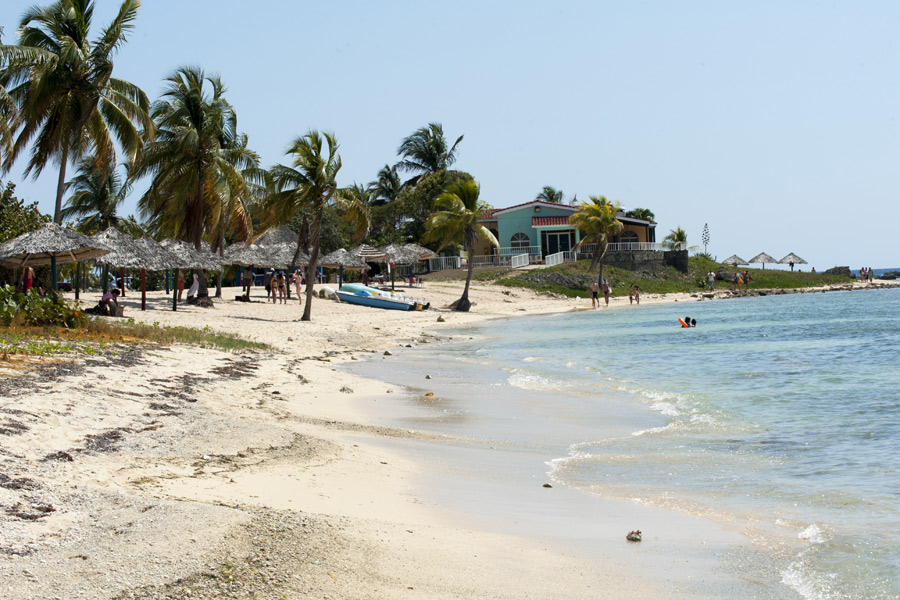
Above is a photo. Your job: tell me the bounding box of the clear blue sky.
[2,0,899,270]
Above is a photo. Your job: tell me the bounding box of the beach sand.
[1,279,893,598]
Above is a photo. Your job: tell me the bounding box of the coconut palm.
[0,0,151,223]
[0,0,151,290]
[663,227,687,249]
[60,157,131,234]
[571,195,623,287]
[396,122,463,186]
[424,179,498,312]
[265,130,368,321]
[625,207,655,221]
[134,67,251,302]
[370,164,401,205]
[535,185,564,204]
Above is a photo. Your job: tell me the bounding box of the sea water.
[347,288,900,599]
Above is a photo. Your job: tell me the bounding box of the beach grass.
[0,318,271,360]
[472,256,854,297]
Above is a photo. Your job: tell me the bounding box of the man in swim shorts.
[589,280,600,309]
[601,279,611,307]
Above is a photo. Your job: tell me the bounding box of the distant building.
[474,200,658,262]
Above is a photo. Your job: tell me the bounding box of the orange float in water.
[678,318,689,328]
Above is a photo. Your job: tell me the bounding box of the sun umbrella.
[403,243,438,259]
[778,253,807,272]
[749,252,777,269]
[722,255,749,266]
[0,222,110,268]
[319,248,369,288]
[261,243,310,269]
[160,239,223,271]
[378,244,424,290]
[254,225,299,247]
[224,242,268,267]
[350,244,387,262]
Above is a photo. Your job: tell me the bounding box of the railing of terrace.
[498,245,541,257]
[510,253,529,268]
[544,251,567,267]
[427,256,462,271]
[465,255,501,267]
[577,242,682,256]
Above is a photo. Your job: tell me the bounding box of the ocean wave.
[632,423,674,436]
[507,369,568,391]
[798,524,828,544]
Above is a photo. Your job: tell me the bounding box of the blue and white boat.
[336,283,429,311]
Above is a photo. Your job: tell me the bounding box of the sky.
[2,0,899,270]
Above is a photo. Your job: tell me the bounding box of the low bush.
[0,284,85,328]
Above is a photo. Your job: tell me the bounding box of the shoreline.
[2,280,897,598]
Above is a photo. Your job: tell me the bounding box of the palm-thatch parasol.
[319,248,369,288]
[350,244,387,262]
[778,253,807,272]
[0,222,110,268]
[92,228,144,269]
[261,243,310,269]
[722,255,749,266]
[160,239,223,271]
[379,244,425,289]
[749,252,777,269]
[403,243,438,259]
[224,242,268,267]
[254,225,299,247]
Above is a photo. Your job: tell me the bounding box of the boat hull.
[335,290,414,310]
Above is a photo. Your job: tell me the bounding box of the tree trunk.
[301,213,322,321]
[50,148,69,291]
[451,229,476,311]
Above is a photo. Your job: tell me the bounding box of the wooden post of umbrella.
[75,263,80,300]
[120,267,126,296]
[390,262,395,291]
[338,265,344,288]
[165,269,170,294]
[172,280,178,311]
[140,269,147,311]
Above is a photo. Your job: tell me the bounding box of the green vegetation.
[0,284,84,327]
[470,256,854,298]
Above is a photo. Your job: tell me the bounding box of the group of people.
[588,279,640,308]
[174,269,200,301]
[239,267,306,303]
[732,270,751,291]
[859,267,875,282]
[17,266,44,295]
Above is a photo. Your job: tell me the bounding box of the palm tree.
[396,122,463,186]
[60,157,131,234]
[663,227,687,250]
[424,179,498,312]
[265,130,368,321]
[0,0,151,225]
[370,164,401,205]
[625,207,655,221]
[535,186,564,204]
[571,195,623,287]
[134,66,245,303]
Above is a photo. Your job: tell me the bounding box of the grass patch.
[0,318,271,360]
[488,256,854,298]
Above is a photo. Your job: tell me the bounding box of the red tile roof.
[532,216,571,226]
[493,200,578,215]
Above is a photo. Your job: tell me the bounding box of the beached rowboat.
[336,283,429,311]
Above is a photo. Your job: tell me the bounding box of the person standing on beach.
[264,269,275,301]
[21,266,35,293]
[743,270,750,290]
[589,280,600,308]
[633,285,640,304]
[601,278,611,307]
[243,266,254,300]
[707,271,715,290]
[177,269,186,299]
[869,267,874,282]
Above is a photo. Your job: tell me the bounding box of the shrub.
[0,284,86,328]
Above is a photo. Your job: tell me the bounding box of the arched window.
[620,231,639,244]
[510,233,530,249]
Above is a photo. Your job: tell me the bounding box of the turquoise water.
[349,288,900,599]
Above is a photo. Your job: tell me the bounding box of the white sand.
[1,279,893,598]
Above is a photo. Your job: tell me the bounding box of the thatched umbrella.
[224,242,268,267]
[93,228,146,298]
[254,225,299,247]
[159,239,223,310]
[403,243,438,259]
[0,223,111,293]
[319,248,369,288]
[778,253,807,272]
[749,252,777,269]
[129,238,183,311]
[722,255,749,266]
[379,244,423,290]
[348,244,387,286]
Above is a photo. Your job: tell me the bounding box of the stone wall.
[605,249,688,273]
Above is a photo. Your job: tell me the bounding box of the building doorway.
[541,230,575,256]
